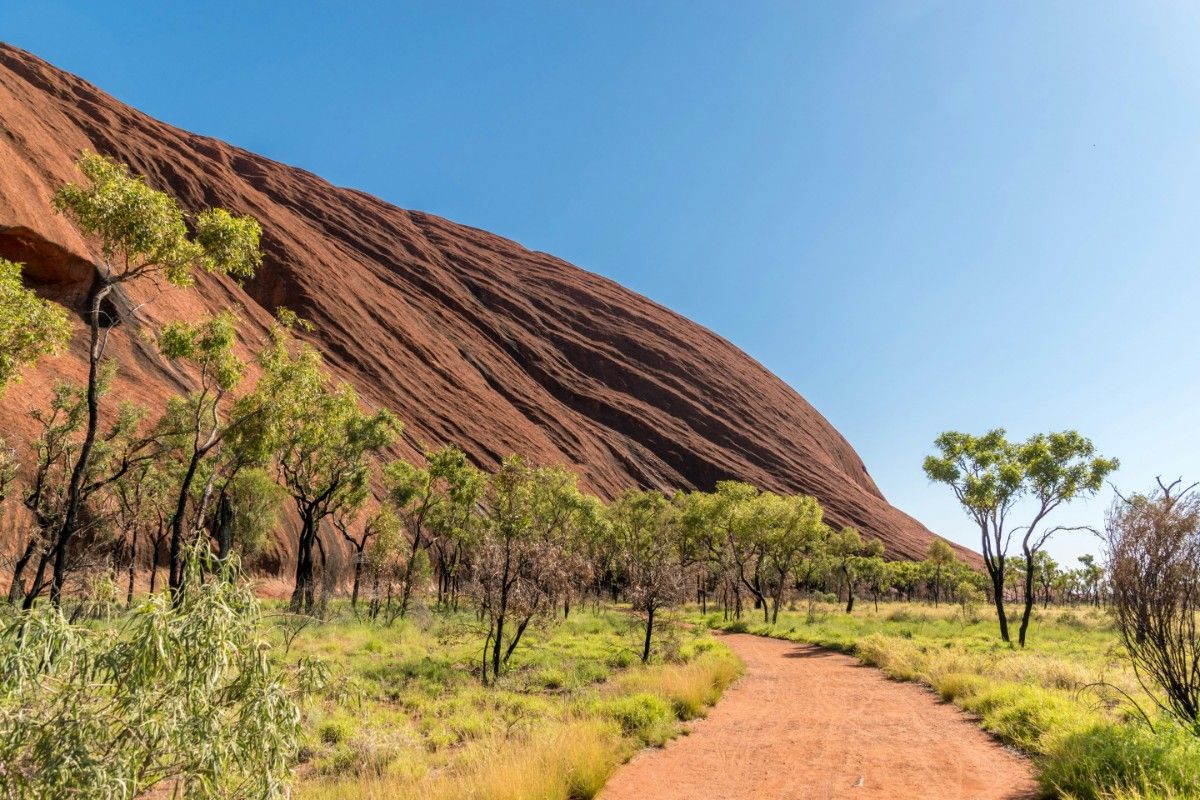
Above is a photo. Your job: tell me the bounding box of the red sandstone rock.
[0,43,971,565]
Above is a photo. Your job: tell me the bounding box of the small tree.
[471,456,582,683]
[258,317,400,613]
[16,378,159,608]
[924,428,1116,645]
[335,506,400,610]
[1031,550,1058,609]
[426,449,485,610]
[925,539,955,607]
[155,311,271,592]
[1107,478,1200,733]
[45,154,260,605]
[760,493,824,623]
[1012,431,1116,645]
[1077,554,1104,606]
[385,447,481,617]
[609,489,685,662]
[828,526,880,613]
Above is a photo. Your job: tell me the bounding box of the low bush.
[0,552,311,799]
[596,693,676,745]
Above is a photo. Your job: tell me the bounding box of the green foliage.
[158,311,245,392]
[0,549,309,798]
[596,693,676,745]
[52,152,260,286]
[286,608,736,798]
[924,427,1117,644]
[226,467,286,556]
[0,258,70,393]
[1041,721,1200,800]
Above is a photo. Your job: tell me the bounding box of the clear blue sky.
[4,2,1198,565]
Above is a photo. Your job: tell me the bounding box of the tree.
[827,526,879,613]
[470,457,587,683]
[1031,550,1058,609]
[216,467,284,561]
[361,509,405,621]
[15,377,160,608]
[278,384,397,613]
[425,449,485,610]
[924,428,1116,645]
[760,493,825,623]
[0,257,70,393]
[45,153,260,605]
[155,311,272,592]
[924,430,1024,641]
[385,447,482,617]
[1012,431,1116,645]
[609,489,685,662]
[1077,554,1104,606]
[693,482,776,621]
[335,506,400,610]
[9,382,86,603]
[925,539,955,607]
[256,315,400,613]
[1106,478,1200,733]
[860,554,890,611]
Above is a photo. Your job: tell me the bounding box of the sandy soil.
[599,634,1040,800]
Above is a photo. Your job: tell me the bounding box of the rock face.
[0,43,966,564]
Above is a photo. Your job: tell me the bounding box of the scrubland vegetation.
[283,606,740,799]
[704,599,1200,800]
[0,154,1196,800]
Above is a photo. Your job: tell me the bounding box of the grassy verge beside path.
[281,606,742,800]
[698,602,1199,800]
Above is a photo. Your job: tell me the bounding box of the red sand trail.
[599,634,1039,800]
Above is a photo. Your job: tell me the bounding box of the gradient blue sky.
[3,2,1197,565]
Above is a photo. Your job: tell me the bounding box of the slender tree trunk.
[22,550,51,611]
[399,528,422,618]
[988,567,1010,642]
[481,628,493,686]
[1017,552,1037,647]
[350,550,364,609]
[214,492,234,561]
[503,613,534,664]
[168,450,204,593]
[642,605,655,663]
[8,537,38,603]
[49,284,112,606]
[491,611,505,680]
[126,526,138,606]
[290,511,317,613]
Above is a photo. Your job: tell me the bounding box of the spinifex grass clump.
[0,547,314,799]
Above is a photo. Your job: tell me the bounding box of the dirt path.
[599,634,1039,800]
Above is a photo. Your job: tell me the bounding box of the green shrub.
[596,693,675,745]
[537,667,568,690]
[317,717,355,745]
[1042,721,1200,799]
[0,550,310,799]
